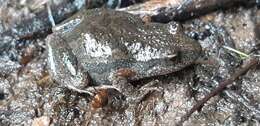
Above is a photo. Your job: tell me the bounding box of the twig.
[46,1,56,27]
[151,0,257,22]
[177,58,259,126]
[223,46,250,58]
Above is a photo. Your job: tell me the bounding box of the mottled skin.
[47,8,201,98]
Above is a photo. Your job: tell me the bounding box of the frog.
[46,8,201,109]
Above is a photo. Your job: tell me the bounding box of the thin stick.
[46,1,56,27]
[177,58,259,126]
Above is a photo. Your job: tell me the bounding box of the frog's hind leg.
[88,68,164,111]
[134,80,164,103]
[112,68,164,104]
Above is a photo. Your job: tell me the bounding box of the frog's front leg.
[136,80,164,102]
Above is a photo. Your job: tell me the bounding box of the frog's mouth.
[165,54,178,59]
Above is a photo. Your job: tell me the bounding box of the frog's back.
[55,8,201,85]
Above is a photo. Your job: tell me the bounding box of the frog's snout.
[178,36,202,63]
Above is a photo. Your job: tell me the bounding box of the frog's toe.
[139,80,163,91]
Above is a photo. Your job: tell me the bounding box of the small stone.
[32,116,50,126]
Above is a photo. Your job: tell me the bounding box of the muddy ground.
[0,0,260,126]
